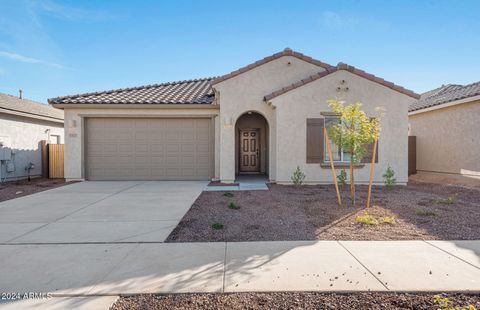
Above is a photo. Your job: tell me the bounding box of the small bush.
[382,165,396,190]
[223,192,234,198]
[211,223,224,230]
[415,209,437,217]
[433,294,476,310]
[381,216,396,225]
[356,211,378,225]
[433,194,458,205]
[434,295,452,309]
[337,169,347,186]
[291,166,306,186]
[228,202,240,210]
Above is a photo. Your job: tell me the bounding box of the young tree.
[327,99,381,206]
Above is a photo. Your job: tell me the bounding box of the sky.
[0,0,479,104]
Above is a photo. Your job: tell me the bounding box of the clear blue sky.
[1,0,479,103]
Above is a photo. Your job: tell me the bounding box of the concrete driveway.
[0,181,207,243]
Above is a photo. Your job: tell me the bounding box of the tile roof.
[49,48,420,107]
[409,81,480,112]
[419,84,463,100]
[0,92,64,122]
[49,78,215,105]
[211,48,332,85]
[264,63,420,101]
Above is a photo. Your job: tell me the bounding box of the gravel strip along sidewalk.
[111,292,480,310]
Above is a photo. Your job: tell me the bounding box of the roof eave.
[50,103,219,109]
[264,64,420,102]
[0,107,64,123]
[211,48,333,86]
[408,94,480,115]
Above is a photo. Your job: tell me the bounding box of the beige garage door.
[85,118,213,180]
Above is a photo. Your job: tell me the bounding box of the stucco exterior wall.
[0,113,63,181]
[63,107,219,181]
[270,70,415,184]
[214,55,325,182]
[409,100,480,176]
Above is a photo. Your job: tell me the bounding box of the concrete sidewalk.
[0,240,478,297]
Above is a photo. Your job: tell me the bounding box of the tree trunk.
[350,156,355,206]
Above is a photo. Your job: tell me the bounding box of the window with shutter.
[361,140,379,163]
[306,118,324,163]
[323,115,352,163]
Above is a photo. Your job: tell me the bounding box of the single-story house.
[0,92,64,181]
[409,81,480,178]
[49,48,419,184]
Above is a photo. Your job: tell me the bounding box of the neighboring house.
[49,48,418,184]
[0,92,64,181]
[409,82,480,178]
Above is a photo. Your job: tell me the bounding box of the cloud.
[321,11,358,29]
[320,11,390,31]
[34,0,115,22]
[0,51,69,69]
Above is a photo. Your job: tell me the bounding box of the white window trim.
[323,116,350,163]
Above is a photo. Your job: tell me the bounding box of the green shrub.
[223,192,234,198]
[433,294,477,310]
[337,169,347,186]
[415,209,437,217]
[291,166,306,186]
[211,223,224,230]
[381,216,396,225]
[228,202,240,210]
[382,165,396,190]
[433,194,458,205]
[356,211,378,225]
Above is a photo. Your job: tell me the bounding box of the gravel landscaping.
[166,181,480,242]
[0,178,68,202]
[111,292,480,310]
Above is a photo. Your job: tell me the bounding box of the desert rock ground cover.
[0,178,67,202]
[111,292,480,310]
[167,181,480,242]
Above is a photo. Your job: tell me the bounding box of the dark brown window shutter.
[306,118,324,163]
[362,140,379,163]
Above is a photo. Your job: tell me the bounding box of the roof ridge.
[409,80,480,112]
[211,48,333,85]
[0,92,64,120]
[264,63,419,101]
[425,81,480,99]
[49,77,217,103]
[0,92,49,105]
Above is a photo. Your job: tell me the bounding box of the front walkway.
[0,240,478,298]
[205,175,269,191]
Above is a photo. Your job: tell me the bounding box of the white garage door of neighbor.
[85,118,213,180]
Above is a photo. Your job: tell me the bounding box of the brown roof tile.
[49,78,215,105]
[264,64,420,101]
[211,48,332,85]
[0,92,64,121]
[409,82,480,112]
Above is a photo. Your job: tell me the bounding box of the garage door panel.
[149,144,164,154]
[166,156,179,165]
[165,144,180,153]
[86,118,212,180]
[150,156,164,164]
[181,155,195,165]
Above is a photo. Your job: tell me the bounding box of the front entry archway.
[235,111,269,176]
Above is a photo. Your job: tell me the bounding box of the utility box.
[0,136,12,161]
[6,162,15,172]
